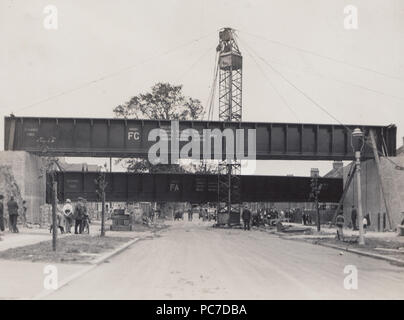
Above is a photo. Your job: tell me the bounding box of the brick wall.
[0,151,46,224]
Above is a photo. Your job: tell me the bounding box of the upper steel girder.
[4,116,397,160]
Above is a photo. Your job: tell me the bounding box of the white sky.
[1,0,403,175]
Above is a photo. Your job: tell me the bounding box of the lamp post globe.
[352,128,364,154]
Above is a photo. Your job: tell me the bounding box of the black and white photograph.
[0,0,404,304]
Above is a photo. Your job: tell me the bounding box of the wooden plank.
[369,129,393,229]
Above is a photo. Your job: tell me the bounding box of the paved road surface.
[47,220,404,299]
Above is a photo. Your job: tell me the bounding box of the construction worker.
[336,211,345,241]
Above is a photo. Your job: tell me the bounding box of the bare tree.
[95,164,108,237]
[39,141,62,251]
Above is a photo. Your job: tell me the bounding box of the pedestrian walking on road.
[7,196,19,233]
[0,195,4,232]
[351,206,357,230]
[336,211,345,241]
[242,205,251,231]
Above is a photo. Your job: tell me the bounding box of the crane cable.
[240,36,404,171]
[6,31,216,114]
[206,51,219,121]
[237,42,404,102]
[236,35,300,122]
[174,44,216,83]
[241,30,404,83]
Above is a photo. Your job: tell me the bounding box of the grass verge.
[0,235,132,264]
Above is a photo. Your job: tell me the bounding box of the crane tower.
[217,28,243,121]
[216,28,243,224]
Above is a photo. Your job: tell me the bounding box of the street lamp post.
[352,128,365,245]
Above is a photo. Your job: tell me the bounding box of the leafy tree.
[114,82,206,173]
[114,83,204,121]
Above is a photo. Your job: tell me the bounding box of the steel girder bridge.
[4,116,396,160]
[49,171,343,204]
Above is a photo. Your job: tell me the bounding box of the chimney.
[310,168,319,177]
[333,161,343,170]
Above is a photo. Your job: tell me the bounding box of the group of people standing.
[0,195,28,234]
[0,194,90,235]
[53,197,89,234]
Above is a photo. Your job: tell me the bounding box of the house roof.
[323,161,344,178]
[58,159,101,172]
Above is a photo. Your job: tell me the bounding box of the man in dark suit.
[242,204,251,231]
[74,197,87,234]
[7,196,19,233]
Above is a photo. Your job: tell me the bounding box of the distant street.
[47,220,404,300]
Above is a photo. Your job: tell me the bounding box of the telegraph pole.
[355,151,365,245]
[352,128,365,245]
[310,176,322,232]
[101,189,106,237]
[52,180,57,251]
[109,157,113,211]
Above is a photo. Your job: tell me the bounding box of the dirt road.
[47,220,404,299]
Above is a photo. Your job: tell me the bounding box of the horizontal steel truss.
[4,117,396,160]
[49,171,343,204]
